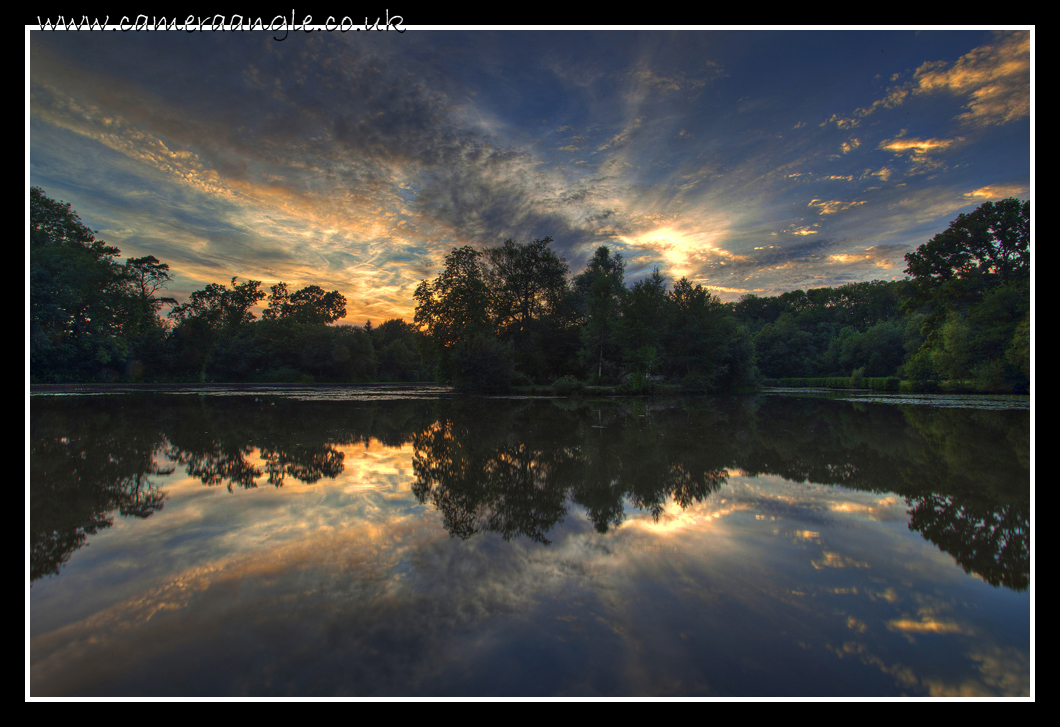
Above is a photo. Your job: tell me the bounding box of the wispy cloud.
[30,29,1030,313]
[808,198,866,215]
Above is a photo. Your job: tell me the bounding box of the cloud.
[963,184,1028,200]
[878,137,960,156]
[821,113,859,130]
[627,60,717,96]
[845,31,1029,129]
[30,30,1030,317]
[854,87,911,118]
[826,245,905,270]
[868,167,894,182]
[877,137,962,175]
[913,30,1030,126]
[808,198,866,215]
[30,32,637,318]
[596,117,644,152]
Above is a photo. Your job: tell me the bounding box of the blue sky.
[28,28,1031,323]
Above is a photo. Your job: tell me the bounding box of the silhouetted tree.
[572,246,625,382]
[262,282,347,324]
[414,246,493,380]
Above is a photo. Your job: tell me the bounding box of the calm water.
[28,388,1031,697]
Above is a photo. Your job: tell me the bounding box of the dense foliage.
[727,198,1030,393]
[412,238,758,393]
[733,280,911,380]
[900,198,1030,392]
[30,187,426,384]
[31,187,173,382]
[30,187,1029,393]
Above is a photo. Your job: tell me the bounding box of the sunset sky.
[28,27,1032,324]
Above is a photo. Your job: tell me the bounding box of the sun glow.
[621,224,729,280]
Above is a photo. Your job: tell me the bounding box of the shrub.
[552,375,586,396]
[850,367,865,388]
[618,372,659,396]
[866,376,900,391]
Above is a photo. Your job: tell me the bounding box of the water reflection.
[30,394,1030,591]
[30,405,172,582]
[29,392,1031,696]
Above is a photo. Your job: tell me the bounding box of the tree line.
[30,186,429,384]
[731,197,1029,393]
[413,238,756,393]
[30,186,1029,393]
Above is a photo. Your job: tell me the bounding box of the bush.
[552,375,586,396]
[850,367,865,388]
[866,376,900,391]
[618,372,659,396]
[901,348,939,392]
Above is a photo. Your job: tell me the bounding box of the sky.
[28,27,1032,324]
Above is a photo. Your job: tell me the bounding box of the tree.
[262,282,347,324]
[170,277,266,329]
[31,187,124,351]
[903,198,1029,313]
[168,277,266,381]
[484,236,570,333]
[901,198,1030,392]
[124,256,175,308]
[481,236,580,383]
[371,319,428,382]
[450,333,517,394]
[572,246,626,382]
[30,187,148,380]
[617,267,670,377]
[414,246,493,378]
[668,277,757,390]
[754,313,817,379]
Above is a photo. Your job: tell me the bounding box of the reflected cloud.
[812,551,871,570]
[628,500,744,535]
[887,617,963,635]
[31,392,1029,695]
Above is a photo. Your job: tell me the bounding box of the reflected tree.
[31,392,1029,592]
[906,494,1028,590]
[411,406,574,544]
[30,399,171,581]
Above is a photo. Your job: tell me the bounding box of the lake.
[28,387,1031,697]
